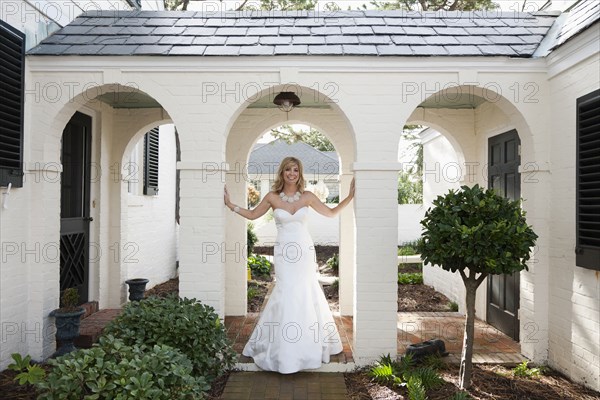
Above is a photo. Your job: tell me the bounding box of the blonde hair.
[272,157,305,193]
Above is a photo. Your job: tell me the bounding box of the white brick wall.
[545,34,600,391]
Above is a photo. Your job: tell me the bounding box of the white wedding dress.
[242,206,343,374]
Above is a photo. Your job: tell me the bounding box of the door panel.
[60,112,91,303]
[487,130,521,341]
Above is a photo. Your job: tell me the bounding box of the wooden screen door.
[486,129,521,341]
[60,112,92,302]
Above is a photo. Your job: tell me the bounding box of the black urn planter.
[125,278,149,301]
[50,308,85,357]
[405,339,449,360]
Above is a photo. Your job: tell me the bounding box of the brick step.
[74,309,121,348]
[80,301,99,319]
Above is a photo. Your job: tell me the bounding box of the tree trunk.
[458,271,488,389]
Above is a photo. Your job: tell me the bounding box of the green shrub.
[103,295,235,383]
[448,301,459,312]
[247,222,258,254]
[247,286,259,301]
[8,353,45,386]
[398,241,419,256]
[398,272,423,285]
[36,336,208,400]
[512,360,544,378]
[368,354,415,387]
[406,376,427,400]
[404,367,444,390]
[248,254,271,277]
[326,253,339,275]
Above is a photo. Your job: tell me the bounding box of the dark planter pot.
[125,278,149,301]
[405,339,449,360]
[50,308,85,357]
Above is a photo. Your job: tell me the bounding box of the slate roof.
[553,0,599,49]
[248,140,339,177]
[29,9,560,57]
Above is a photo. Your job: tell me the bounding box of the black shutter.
[143,128,159,195]
[0,20,25,188]
[576,88,600,270]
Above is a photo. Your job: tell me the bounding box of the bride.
[224,156,355,374]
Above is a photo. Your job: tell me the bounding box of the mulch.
[345,364,600,400]
[0,369,38,400]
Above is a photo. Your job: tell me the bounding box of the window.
[143,128,159,195]
[576,88,600,270]
[0,20,25,188]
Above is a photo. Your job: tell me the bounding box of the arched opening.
[51,84,175,309]
[223,86,357,367]
[402,85,537,348]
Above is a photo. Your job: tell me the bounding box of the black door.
[487,130,521,340]
[60,112,92,302]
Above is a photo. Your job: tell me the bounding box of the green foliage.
[398,170,423,204]
[8,353,32,371]
[406,376,427,400]
[512,360,544,378]
[417,184,538,275]
[326,195,339,204]
[405,367,444,390]
[60,287,80,311]
[398,272,423,285]
[247,222,258,255]
[367,0,497,11]
[398,241,419,256]
[368,354,416,386]
[269,125,335,151]
[248,254,272,277]
[36,335,208,399]
[9,354,46,386]
[243,0,318,11]
[326,253,339,275]
[421,354,446,371]
[449,391,472,400]
[448,301,459,312]
[247,286,259,301]
[103,296,235,383]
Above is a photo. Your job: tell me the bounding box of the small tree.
[417,184,537,389]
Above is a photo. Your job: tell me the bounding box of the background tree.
[270,124,335,151]
[417,184,537,389]
[398,125,424,204]
[366,0,497,10]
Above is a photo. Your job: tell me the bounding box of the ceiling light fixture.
[273,91,301,113]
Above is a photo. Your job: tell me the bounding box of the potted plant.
[125,278,149,301]
[50,288,85,356]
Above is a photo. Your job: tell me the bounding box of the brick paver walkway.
[220,372,347,400]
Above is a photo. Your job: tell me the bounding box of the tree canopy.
[164,0,500,11]
[270,125,335,152]
[418,184,538,275]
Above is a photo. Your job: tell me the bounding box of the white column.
[178,161,228,318]
[224,169,247,315]
[338,173,355,316]
[352,162,400,364]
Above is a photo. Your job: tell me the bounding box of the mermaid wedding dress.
[242,206,343,374]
